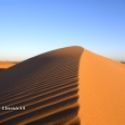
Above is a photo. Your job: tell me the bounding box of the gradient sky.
[0,0,125,61]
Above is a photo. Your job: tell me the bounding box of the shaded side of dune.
[0,46,83,125]
[0,68,5,72]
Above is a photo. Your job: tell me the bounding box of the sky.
[0,0,125,61]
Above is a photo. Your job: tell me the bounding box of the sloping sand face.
[0,46,83,125]
[79,50,125,125]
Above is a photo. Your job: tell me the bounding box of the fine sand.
[0,46,125,125]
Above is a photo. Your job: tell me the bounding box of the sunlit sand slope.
[79,50,125,125]
[0,46,83,125]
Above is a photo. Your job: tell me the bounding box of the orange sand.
[0,61,17,69]
[79,49,125,125]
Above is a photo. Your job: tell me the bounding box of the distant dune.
[121,61,125,64]
[0,61,17,69]
[0,46,125,125]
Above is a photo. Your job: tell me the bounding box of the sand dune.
[0,61,17,69]
[0,46,125,125]
[0,46,83,125]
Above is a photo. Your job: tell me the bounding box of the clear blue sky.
[0,0,125,61]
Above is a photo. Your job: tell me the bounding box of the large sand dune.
[0,46,125,125]
[0,46,83,125]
